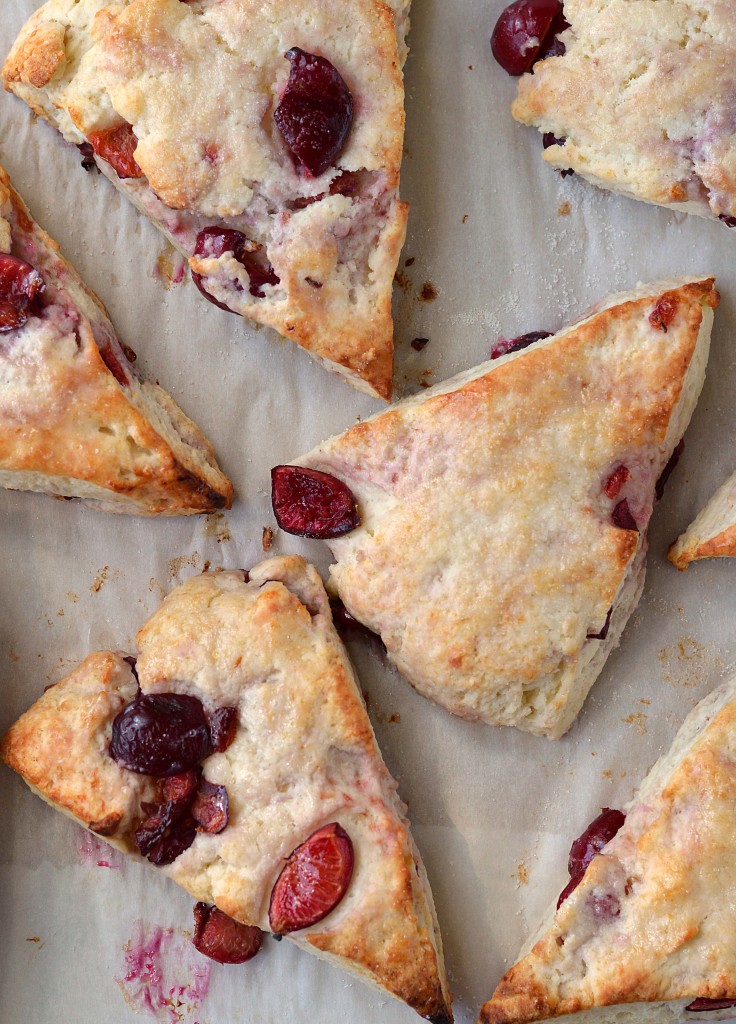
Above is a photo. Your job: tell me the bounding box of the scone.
[479,677,736,1024]
[0,163,232,514]
[3,0,412,400]
[509,0,736,225]
[274,278,717,738]
[669,469,736,569]
[1,558,452,1023]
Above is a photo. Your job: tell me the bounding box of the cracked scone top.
[3,0,412,399]
[292,278,717,738]
[479,677,736,1023]
[511,0,736,224]
[1,559,452,1023]
[0,162,233,515]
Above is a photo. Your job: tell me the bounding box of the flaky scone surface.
[669,469,736,568]
[1,559,451,1022]
[512,0,736,223]
[297,279,717,737]
[479,678,736,1024]
[0,163,232,514]
[3,0,411,399]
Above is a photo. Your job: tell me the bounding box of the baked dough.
[669,469,736,568]
[293,278,717,738]
[510,0,736,225]
[1,558,452,1023]
[478,676,736,1024]
[0,163,232,515]
[3,0,412,400]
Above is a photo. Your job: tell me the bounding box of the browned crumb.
[516,862,529,885]
[90,567,109,594]
[602,769,613,780]
[67,591,79,603]
[558,201,571,216]
[57,609,64,617]
[462,214,469,224]
[203,560,212,573]
[389,713,401,724]
[204,513,231,544]
[623,712,647,735]
[420,281,438,302]
[393,269,411,293]
[411,337,429,351]
[8,648,19,663]
[262,526,274,552]
[404,256,415,267]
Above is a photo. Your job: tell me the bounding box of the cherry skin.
[491,0,566,76]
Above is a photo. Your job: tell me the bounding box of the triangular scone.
[479,678,736,1024]
[1,558,452,1023]
[669,470,736,569]
[292,278,717,738]
[0,164,232,515]
[511,0,736,226]
[3,0,412,400]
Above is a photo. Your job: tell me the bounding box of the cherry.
[274,48,353,176]
[98,340,132,386]
[192,904,263,964]
[135,802,197,865]
[109,693,211,777]
[557,808,625,908]
[192,227,279,305]
[603,465,630,500]
[649,297,678,332]
[719,215,736,227]
[586,606,612,641]
[87,123,143,179]
[77,142,99,173]
[269,823,354,934]
[271,465,360,539]
[612,498,638,532]
[191,779,229,834]
[686,1000,736,1012]
[491,0,565,76]
[490,330,552,359]
[209,706,238,753]
[162,769,201,808]
[0,254,45,332]
[655,439,684,501]
[146,813,197,866]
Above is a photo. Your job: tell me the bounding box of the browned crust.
[0,164,233,514]
[669,522,736,569]
[2,21,66,89]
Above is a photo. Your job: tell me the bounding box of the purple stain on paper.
[117,921,212,1022]
[76,828,124,870]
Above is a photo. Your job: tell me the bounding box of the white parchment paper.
[3,2,736,1022]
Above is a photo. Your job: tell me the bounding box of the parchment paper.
[3,2,736,1022]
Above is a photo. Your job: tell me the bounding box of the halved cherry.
[612,498,638,532]
[192,226,279,304]
[192,779,229,834]
[109,692,211,777]
[209,706,238,753]
[558,807,625,907]
[274,48,353,176]
[490,330,552,359]
[271,465,360,539]
[686,999,736,1012]
[87,123,143,179]
[491,0,566,76]
[192,904,263,964]
[269,822,354,934]
[0,254,45,332]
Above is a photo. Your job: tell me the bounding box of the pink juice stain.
[118,920,212,1022]
[76,828,123,870]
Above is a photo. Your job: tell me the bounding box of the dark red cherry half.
[193,904,263,964]
[491,0,565,76]
[209,706,238,753]
[490,330,552,359]
[269,823,354,934]
[192,227,279,303]
[686,999,736,1012]
[557,807,625,908]
[271,465,360,539]
[0,254,46,332]
[191,779,229,834]
[655,439,684,501]
[109,693,211,777]
[612,498,638,532]
[274,48,353,177]
[87,123,143,179]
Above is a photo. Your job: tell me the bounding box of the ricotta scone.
[3,0,412,400]
[290,278,717,738]
[669,469,736,568]
[511,0,736,225]
[479,677,736,1024]
[0,163,232,515]
[1,559,452,1023]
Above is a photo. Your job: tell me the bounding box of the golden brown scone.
[478,678,736,1024]
[0,163,232,515]
[669,469,736,569]
[510,0,736,226]
[3,0,413,400]
[291,278,717,738]
[1,559,452,1023]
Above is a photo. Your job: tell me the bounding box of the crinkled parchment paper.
[3,2,736,1022]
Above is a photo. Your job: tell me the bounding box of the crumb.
[623,712,647,735]
[168,553,200,578]
[393,269,411,293]
[411,337,429,351]
[26,936,42,945]
[90,567,109,594]
[418,368,434,388]
[404,256,415,267]
[262,526,274,552]
[419,281,438,302]
[8,649,19,662]
[558,201,571,216]
[204,513,231,544]
[389,713,401,724]
[203,560,211,573]
[57,609,64,617]
[640,698,651,705]
[468,64,474,70]
[67,591,79,603]
[516,862,529,885]
[462,214,469,224]
[602,769,613,779]
[590,750,597,756]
